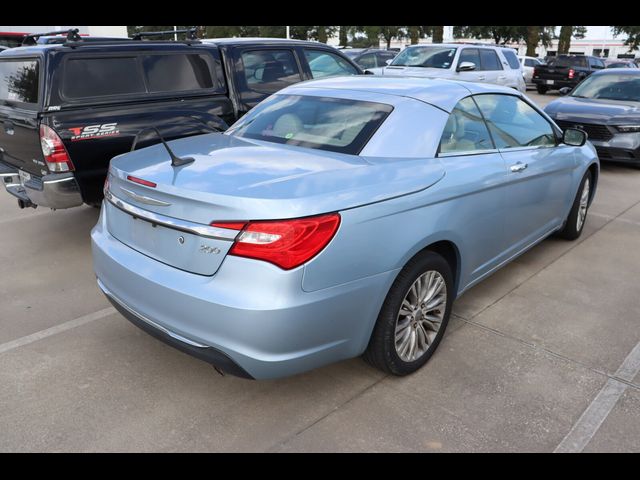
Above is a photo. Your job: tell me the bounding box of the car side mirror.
[457,61,476,72]
[385,59,393,65]
[559,87,573,96]
[563,128,587,146]
[363,69,375,75]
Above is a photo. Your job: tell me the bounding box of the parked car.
[92,76,598,380]
[0,31,28,49]
[518,55,545,88]
[604,59,638,69]
[0,46,7,52]
[0,33,362,211]
[365,43,526,92]
[532,54,605,94]
[544,69,640,166]
[341,48,397,69]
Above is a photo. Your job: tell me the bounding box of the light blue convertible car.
[92,76,599,379]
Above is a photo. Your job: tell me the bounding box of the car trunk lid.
[105,132,445,275]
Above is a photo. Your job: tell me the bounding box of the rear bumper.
[532,78,577,89]
[91,206,397,379]
[0,160,83,209]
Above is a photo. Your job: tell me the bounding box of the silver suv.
[366,43,526,92]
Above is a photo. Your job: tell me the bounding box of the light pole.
[286,26,290,39]
[174,26,178,41]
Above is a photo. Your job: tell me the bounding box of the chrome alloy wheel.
[394,271,447,362]
[576,177,590,232]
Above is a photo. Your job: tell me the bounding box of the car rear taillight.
[568,68,575,79]
[40,125,74,172]
[212,213,341,270]
[533,67,538,77]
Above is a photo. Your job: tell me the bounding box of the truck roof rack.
[22,28,82,46]
[131,28,199,42]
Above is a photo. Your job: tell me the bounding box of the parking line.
[554,342,640,453]
[0,307,115,355]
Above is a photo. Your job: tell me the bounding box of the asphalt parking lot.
[1,90,639,452]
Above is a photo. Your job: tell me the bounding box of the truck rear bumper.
[0,161,83,209]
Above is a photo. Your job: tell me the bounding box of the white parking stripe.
[554,341,640,453]
[0,307,115,355]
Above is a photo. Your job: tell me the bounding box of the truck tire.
[536,85,548,94]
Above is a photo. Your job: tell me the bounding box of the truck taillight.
[568,68,575,79]
[212,213,341,270]
[533,67,538,77]
[40,125,74,172]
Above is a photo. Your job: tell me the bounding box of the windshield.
[390,46,457,69]
[571,73,640,101]
[226,94,393,155]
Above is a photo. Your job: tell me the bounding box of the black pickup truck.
[0,30,362,210]
[533,54,605,94]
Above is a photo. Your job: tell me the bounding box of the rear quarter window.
[502,50,521,69]
[62,56,145,99]
[0,59,39,105]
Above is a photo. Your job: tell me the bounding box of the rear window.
[63,57,145,99]
[0,59,39,105]
[226,94,393,155]
[550,56,587,68]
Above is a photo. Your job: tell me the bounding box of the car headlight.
[615,125,640,133]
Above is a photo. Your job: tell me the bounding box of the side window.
[479,49,503,71]
[303,49,359,79]
[439,97,495,155]
[142,54,220,93]
[502,50,521,69]
[240,49,302,95]
[458,48,480,69]
[474,94,556,149]
[62,57,145,99]
[357,53,377,69]
[379,53,396,66]
[524,58,536,67]
[592,58,605,69]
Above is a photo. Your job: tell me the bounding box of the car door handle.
[477,75,486,80]
[510,162,528,173]
[498,75,507,80]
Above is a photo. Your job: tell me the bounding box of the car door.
[230,47,304,117]
[455,48,489,84]
[478,48,505,86]
[436,96,510,284]
[474,93,576,255]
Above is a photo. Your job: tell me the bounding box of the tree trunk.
[317,26,327,44]
[526,26,540,56]
[557,26,572,54]
[339,26,348,46]
[432,26,444,43]
[386,36,392,49]
[409,26,420,44]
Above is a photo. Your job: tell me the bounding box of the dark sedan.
[544,69,640,166]
[341,48,396,70]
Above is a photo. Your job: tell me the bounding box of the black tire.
[536,85,548,94]
[364,251,454,376]
[556,171,593,240]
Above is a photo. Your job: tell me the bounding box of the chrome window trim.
[438,148,499,158]
[104,189,238,241]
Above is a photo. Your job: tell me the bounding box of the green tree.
[612,26,640,50]
[453,26,522,45]
[363,26,407,49]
